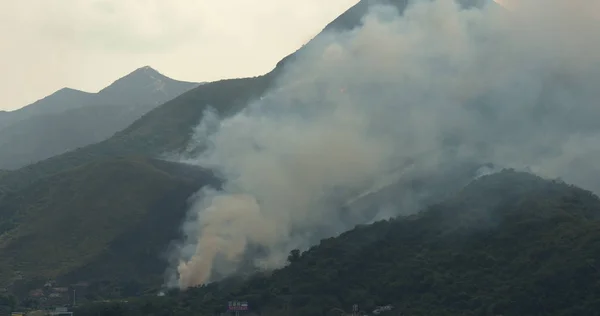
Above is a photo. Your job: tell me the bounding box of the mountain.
[0,88,95,129]
[0,0,416,189]
[0,74,273,195]
[0,67,200,169]
[96,66,200,107]
[0,66,199,128]
[275,0,498,69]
[0,0,519,304]
[0,73,274,292]
[0,77,273,299]
[0,0,379,190]
[0,157,219,296]
[73,171,600,316]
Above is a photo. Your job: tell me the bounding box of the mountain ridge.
[74,171,600,316]
[0,66,201,169]
[2,66,199,116]
[0,0,541,306]
[0,0,387,182]
[0,156,220,295]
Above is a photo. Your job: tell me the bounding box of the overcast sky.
[0,0,359,111]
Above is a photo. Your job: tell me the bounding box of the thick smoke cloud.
[168,0,600,288]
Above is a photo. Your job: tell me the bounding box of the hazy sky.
[0,0,359,111]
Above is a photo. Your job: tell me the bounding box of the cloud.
[169,0,600,288]
[2,0,359,53]
[0,0,358,110]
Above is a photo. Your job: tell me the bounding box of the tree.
[0,294,17,311]
[287,249,301,264]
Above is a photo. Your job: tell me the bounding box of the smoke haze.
[169,0,600,288]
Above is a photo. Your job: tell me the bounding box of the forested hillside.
[73,171,600,316]
[0,158,219,296]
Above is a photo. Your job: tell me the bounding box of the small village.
[1,280,89,316]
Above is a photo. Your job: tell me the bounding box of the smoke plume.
[169,0,600,288]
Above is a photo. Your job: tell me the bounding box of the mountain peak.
[54,87,87,95]
[96,66,199,105]
[108,66,169,86]
[130,65,164,77]
[98,66,174,95]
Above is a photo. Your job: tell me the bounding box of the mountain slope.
[96,66,199,106]
[0,103,156,169]
[0,74,272,195]
[0,74,273,298]
[0,88,95,128]
[0,157,219,296]
[0,0,502,302]
[0,67,200,169]
[75,171,600,316]
[1,66,198,128]
[0,0,385,189]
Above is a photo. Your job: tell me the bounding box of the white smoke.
[169,0,600,288]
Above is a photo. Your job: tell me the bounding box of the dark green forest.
[71,171,600,316]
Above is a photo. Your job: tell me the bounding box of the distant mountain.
[0,66,200,169]
[96,66,199,107]
[74,171,600,316]
[0,0,397,182]
[0,0,376,180]
[0,88,95,129]
[0,75,270,192]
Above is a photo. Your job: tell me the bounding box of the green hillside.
[74,171,600,316]
[0,76,270,291]
[0,74,273,195]
[0,157,219,296]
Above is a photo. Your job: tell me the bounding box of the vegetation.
[0,56,281,308]
[0,294,17,314]
[0,0,549,313]
[0,73,273,195]
[0,157,219,296]
[0,73,274,294]
[72,171,600,315]
[0,0,369,288]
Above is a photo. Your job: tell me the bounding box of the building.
[48,307,73,316]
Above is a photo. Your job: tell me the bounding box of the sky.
[0,0,359,111]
